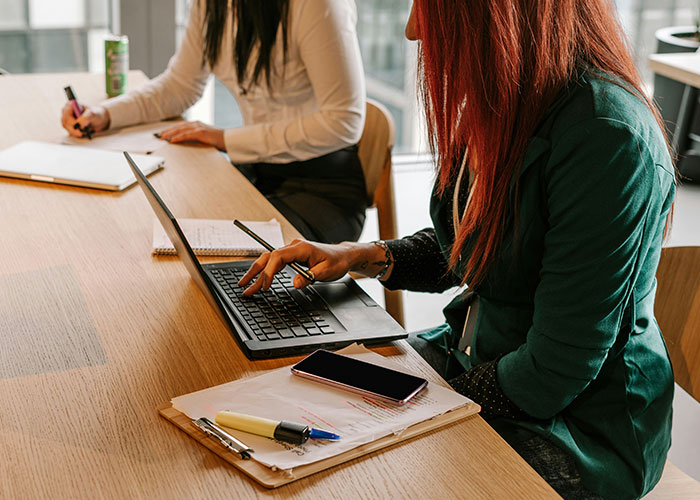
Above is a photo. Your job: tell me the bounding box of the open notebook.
[152,218,284,256]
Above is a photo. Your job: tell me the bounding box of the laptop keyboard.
[210,267,336,342]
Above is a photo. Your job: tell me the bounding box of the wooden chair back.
[356,99,404,326]
[654,245,700,401]
[646,246,700,498]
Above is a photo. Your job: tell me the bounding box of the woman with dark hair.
[238,1,675,498]
[61,0,366,244]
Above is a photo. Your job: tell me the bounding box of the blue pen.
[309,428,341,440]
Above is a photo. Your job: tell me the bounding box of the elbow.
[346,107,365,145]
[498,350,600,420]
[525,399,573,420]
[334,107,365,147]
[319,102,366,148]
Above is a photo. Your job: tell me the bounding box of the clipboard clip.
[193,417,254,460]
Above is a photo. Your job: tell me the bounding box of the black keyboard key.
[277,329,294,338]
[291,326,307,337]
[216,267,338,341]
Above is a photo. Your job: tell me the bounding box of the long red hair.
[415,0,668,285]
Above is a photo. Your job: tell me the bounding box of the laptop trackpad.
[313,282,373,309]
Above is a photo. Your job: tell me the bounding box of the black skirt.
[237,145,367,243]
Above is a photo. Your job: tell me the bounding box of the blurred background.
[1,0,698,151]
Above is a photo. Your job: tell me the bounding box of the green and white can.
[105,35,129,97]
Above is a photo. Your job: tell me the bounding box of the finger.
[61,102,75,122]
[293,267,317,289]
[243,247,303,296]
[238,253,270,287]
[292,260,339,289]
[242,272,268,297]
[165,131,198,144]
[67,125,84,137]
[76,113,93,131]
[158,123,195,140]
[61,103,82,135]
[247,251,289,293]
[167,130,207,145]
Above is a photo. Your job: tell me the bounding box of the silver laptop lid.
[0,142,163,191]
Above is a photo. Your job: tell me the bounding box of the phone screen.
[291,350,428,404]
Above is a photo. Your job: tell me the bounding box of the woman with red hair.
[240,1,675,497]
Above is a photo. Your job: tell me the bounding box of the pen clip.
[193,417,254,460]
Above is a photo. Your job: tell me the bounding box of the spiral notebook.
[152,218,284,256]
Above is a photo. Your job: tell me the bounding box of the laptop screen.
[123,152,229,318]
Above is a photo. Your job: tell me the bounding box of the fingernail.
[153,132,161,138]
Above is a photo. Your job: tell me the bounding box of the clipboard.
[158,400,480,488]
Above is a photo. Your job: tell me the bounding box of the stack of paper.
[171,344,473,471]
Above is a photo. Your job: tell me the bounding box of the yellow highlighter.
[215,410,340,445]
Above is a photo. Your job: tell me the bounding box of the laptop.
[124,152,406,359]
[0,141,163,191]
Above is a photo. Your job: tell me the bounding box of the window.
[616,0,698,86]
[0,0,113,74]
[158,1,699,144]
[356,0,419,152]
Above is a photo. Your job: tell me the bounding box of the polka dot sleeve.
[449,358,528,420]
[382,228,459,293]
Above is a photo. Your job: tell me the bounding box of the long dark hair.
[201,0,289,89]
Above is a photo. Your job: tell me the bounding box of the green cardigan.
[431,74,675,499]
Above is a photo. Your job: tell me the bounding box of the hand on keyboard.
[238,239,360,296]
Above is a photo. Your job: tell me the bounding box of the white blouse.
[102,0,366,165]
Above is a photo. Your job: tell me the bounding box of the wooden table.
[649,52,700,154]
[649,52,700,89]
[0,72,559,499]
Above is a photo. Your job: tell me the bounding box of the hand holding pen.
[235,219,374,297]
[60,86,111,139]
[235,219,394,297]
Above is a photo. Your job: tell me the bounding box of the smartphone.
[291,349,428,405]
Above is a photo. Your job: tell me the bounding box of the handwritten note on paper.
[171,344,472,471]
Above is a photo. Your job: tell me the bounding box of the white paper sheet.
[62,120,177,154]
[153,218,284,256]
[171,344,472,471]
